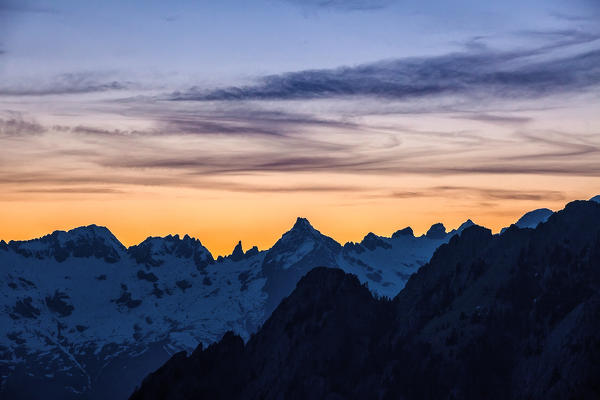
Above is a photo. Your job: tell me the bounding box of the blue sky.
[2,0,598,84]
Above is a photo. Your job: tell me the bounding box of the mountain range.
[131,198,600,400]
[1,196,598,399]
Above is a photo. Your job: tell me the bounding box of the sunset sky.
[1,0,599,255]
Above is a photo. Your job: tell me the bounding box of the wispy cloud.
[0,113,44,136]
[17,187,124,194]
[0,0,57,14]
[0,72,132,96]
[451,113,532,125]
[171,37,600,103]
[1,26,599,201]
[283,0,392,11]
[388,186,566,201]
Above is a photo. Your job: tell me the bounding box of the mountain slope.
[3,199,594,399]
[131,199,600,400]
[0,217,472,399]
[261,217,342,315]
[0,231,267,399]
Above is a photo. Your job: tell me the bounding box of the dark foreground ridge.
[131,200,600,400]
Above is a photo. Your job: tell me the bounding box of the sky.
[1,0,599,255]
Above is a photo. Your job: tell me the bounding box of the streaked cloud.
[283,0,392,11]
[388,186,566,201]
[0,72,132,96]
[171,37,600,103]
[0,113,44,136]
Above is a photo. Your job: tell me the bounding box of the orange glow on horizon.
[1,175,596,256]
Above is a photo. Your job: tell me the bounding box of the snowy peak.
[8,224,126,263]
[515,208,553,229]
[127,234,214,269]
[291,217,316,233]
[261,218,342,315]
[500,208,553,234]
[275,217,338,249]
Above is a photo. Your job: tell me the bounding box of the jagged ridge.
[131,200,600,400]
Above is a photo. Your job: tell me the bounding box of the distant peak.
[456,219,475,232]
[62,225,123,247]
[426,223,447,239]
[69,224,112,236]
[360,232,391,250]
[392,227,414,238]
[230,240,245,261]
[590,195,600,203]
[245,245,259,258]
[515,208,553,229]
[292,217,314,231]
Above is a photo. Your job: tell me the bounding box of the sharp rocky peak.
[291,217,315,232]
[277,217,329,244]
[456,219,475,233]
[128,233,214,268]
[425,222,447,239]
[392,226,414,238]
[229,240,245,261]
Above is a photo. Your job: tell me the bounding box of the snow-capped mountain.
[500,208,553,233]
[3,200,596,399]
[338,219,475,298]
[0,218,468,399]
[0,228,268,399]
[131,199,600,400]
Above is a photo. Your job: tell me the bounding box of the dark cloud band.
[171,39,600,103]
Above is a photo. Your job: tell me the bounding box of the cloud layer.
[0,72,131,96]
[172,33,600,103]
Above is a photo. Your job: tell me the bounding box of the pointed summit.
[230,240,245,261]
[262,216,342,315]
[456,219,475,233]
[426,223,446,239]
[590,195,600,203]
[292,217,315,232]
[279,217,336,246]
